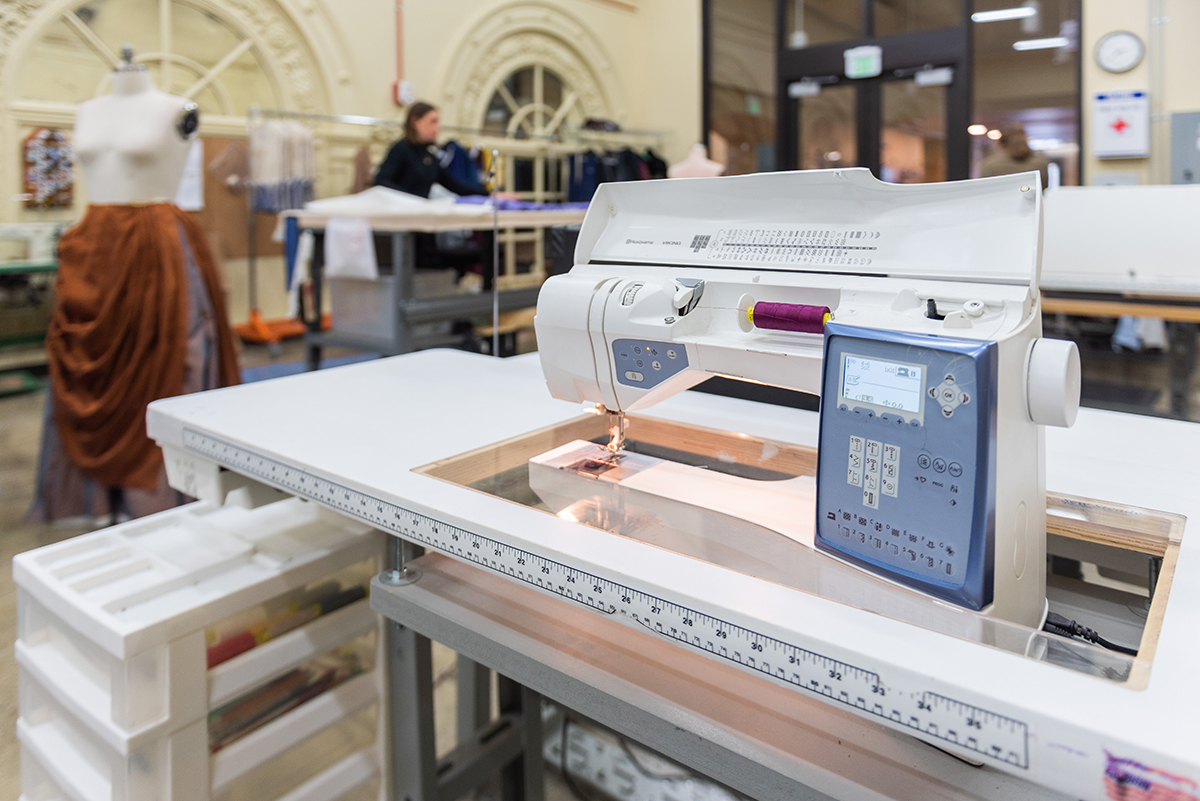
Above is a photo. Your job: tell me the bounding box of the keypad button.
[941,406,954,418]
[862,488,878,509]
[933,458,947,473]
[652,360,662,371]
[864,474,878,491]
[948,462,963,477]
[636,359,644,368]
[624,371,644,382]
[883,462,896,479]
[634,346,641,354]
[928,387,939,399]
[944,373,955,384]
[958,391,970,405]
[667,349,677,359]
[849,436,864,453]
[882,477,897,497]
[917,454,932,469]
[940,387,956,403]
[910,419,920,428]
[849,453,862,469]
[866,440,881,458]
[847,467,862,486]
[883,444,899,462]
[839,403,849,413]
[865,456,879,474]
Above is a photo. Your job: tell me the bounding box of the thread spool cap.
[963,300,985,318]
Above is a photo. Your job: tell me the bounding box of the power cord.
[1043,612,1138,657]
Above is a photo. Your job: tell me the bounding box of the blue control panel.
[814,323,998,611]
[613,339,690,389]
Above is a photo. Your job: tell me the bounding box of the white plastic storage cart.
[13,493,388,801]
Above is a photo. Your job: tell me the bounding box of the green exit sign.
[844,45,882,79]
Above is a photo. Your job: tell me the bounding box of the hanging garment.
[34,203,240,514]
[566,152,600,202]
[249,120,316,212]
[643,149,669,180]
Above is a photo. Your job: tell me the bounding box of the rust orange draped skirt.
[46,203,239,492]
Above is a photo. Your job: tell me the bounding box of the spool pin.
[747,302,831,334]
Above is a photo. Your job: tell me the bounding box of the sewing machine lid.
[576,168,1042,287]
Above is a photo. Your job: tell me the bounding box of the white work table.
[147,351,1200,801]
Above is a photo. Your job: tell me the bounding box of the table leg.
[305,230,325,371]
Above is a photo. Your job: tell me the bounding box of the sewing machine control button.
[864,474,877,491]
[624,371,644,382]
[958,391,970,405]
[883,462,896,479]
[847,467,862,486]
[917,454,931,469]
[862,488,878,509]
[849,453,861,469]
[910,419,920,428]
[866,440,880,457]
[948,462,963,477]
[865,456,879,474]
[667,349,677,359]
[652,360,662,370]
[928,387,938,399]
[944,373,955,383]
[933,458,947,473]
[633,346,641,354]
[883,444,898,462]
[882,477,897,496]
[939,387,956,403]
[849,436,863,452]
[941,406,954,418]
[636,359,644,368]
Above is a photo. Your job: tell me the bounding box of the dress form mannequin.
[667,144,725,179]
[33,46,237,524]
[73,46,197,203]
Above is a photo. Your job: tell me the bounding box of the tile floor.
[2,336,1198,801]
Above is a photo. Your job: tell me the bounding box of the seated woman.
[375,101,487,198]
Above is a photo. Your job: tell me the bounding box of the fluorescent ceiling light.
[1013,36,1070,50]
[972,7,1037,22]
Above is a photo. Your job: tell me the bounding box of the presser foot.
[606,410,626,452]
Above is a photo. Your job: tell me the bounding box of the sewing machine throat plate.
[816,324,998,611]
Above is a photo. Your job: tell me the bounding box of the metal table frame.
[282,210,585,370]
[372,548,1066,801]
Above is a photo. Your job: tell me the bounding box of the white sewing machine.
[144,168,1199,801]
[535,168,1080,628]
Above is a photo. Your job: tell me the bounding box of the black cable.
[1044,612,1139,657]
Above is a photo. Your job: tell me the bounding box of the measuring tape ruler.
[183,427,1029,769]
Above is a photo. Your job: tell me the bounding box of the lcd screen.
[841,354,924,412]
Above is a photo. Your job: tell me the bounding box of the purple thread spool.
[748,302,831,334]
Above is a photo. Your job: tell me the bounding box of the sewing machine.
[535,168,1080,628]
[145,168,1198,801]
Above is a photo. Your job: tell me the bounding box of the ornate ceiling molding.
[0,0,329,113]
[440,1,625,130]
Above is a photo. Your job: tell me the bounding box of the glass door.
[796,83,858,169]
[880,76,947,183]
[776,0,969,180]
